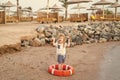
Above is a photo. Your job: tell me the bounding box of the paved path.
[100,44,120,80]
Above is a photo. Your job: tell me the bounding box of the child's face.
[58,36,64,44]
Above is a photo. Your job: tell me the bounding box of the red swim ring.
[48,64,74,76]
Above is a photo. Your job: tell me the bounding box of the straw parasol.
[51,9,63,12]
[87,5,100,12]
[21,7,32,12]
[4,1,16,7]
[93,0,112,19]
[66,0,92,21]
[49,4,63,10]
[41,4,63,11]
[49,4,64,22]
[108,1,120,19]
[40,3,63,20]
[0,7,3,10]
[66,0,92,4]
[87,5,100,15]
[0,1,16,24]
[0,1,15,8]
[41,0,61,20]
[5,1,16,16]
[72,4,86,17]
[72,4,86,10]
[72,4,86,21]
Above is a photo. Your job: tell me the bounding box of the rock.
[113,36,120,41]
[84,41,91,44]
[99,38,107,43]
[40,38,46,46]
[81,33,89,41]
[21,40,29,47]
[70,42,76,47]
[114,28,120,34]
[37,33,45,39]
[20,36,33,47]
[44,27,53,38]
[36,26,46,33]
[0,43,21,55]
[29,38,41,47]
[20,22,120,47]
[71,35,82,45]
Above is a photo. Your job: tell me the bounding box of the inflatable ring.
[48,64,74,76]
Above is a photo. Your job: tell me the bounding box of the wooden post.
[3,8,6,24]
[102,5,104,27]
[17,0,19,22]
[115,7,117,19]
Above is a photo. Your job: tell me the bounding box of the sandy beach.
[0,41,120,80]
[0,22,120,80]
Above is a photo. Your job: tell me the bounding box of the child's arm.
[66,36,71,47]
[52,37,57,46]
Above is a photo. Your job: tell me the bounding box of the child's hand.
[52,37,55,41]
[66,35,70,40]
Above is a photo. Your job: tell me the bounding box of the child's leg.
[59,64,62,70]
[58,55,66,70]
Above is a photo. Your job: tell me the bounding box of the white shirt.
[54,43,67,56]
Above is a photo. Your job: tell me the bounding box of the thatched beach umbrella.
[4,1,16,7]
[0,1,15,12]
[72,4,86,21]
[72,4,86,17]
[0,1,16,24]
[87,5,100,13]
[108,1,120,19]
[66,0,92,4]
[51,9,63,12]
[41,4,63,11]
[5,1,16,16]
[0,1,15,10]
[49,4,63,10]
[50,4,64,22]
[40,0,50,19]
[0,7,3,10]
[66,0,92,21]
[40,0,61,20]
[0,1,15,7]
[87,5,100,21]
[72,4,86,10]
[40,3,63,21]
[93,0,112,19]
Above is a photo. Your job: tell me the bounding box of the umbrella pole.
[92,10,94,14]
[78,4,80,18]
[47,0,49,22]
[78,4,81,22]
[17,0,19,22]
[103,5,104,19]
[3,7,6,24]
[115,7,117,20]
[78,9,80,18]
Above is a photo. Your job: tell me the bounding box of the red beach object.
[48,64,74,76]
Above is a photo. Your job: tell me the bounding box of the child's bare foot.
[58,64,62,70]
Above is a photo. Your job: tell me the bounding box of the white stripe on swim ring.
[66,65,69,70]
[52,69,55,75]
[69,69,72,75]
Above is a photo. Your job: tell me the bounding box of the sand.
[0,22,120,80]
[0,42,119,80]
